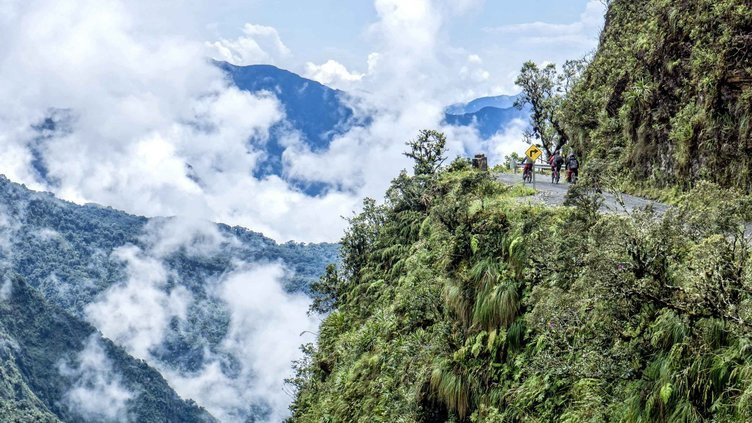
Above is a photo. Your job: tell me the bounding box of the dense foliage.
[288,154,752,421]
[563,0,752,193]
[515,60,585,156]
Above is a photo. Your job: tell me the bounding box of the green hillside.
[0,275,215,422]
[288,153,752,421]
[0,174,338,420]
[564,0,752,193]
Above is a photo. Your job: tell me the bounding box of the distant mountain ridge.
[444,105,530,139]
[445,94,522,115]
[216,62,363,185]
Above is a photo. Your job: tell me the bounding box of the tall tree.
[515,61,583,157]
[404,129,448,176]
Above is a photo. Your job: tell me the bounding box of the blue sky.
[199,0,604,98]
[211,0,590,59]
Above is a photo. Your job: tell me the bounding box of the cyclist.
[521,156,534,182]
[565,152,579,183]
[549,150,563,183]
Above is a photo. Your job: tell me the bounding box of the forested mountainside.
[0,276,214,422]
[564,0,752,193]
[288,158,752,422]
[0,175,336,304]
[0,175,338,420]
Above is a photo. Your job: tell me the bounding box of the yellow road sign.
[526,145,543,161]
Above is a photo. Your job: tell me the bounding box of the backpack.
[568,156,579,169]
[554,154,564,166]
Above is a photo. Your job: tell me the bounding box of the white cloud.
[486,118,530,162]
[484,0,606,48]
[83,219,322,422]
[86,245,193,359]
[59,335,135,423]
[0,276,11,301]
[304,60,364,90]
[142,217,236,258]
[166,264,319,423]
[207,23,291,66]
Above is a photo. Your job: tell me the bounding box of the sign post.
[525,145,543,190]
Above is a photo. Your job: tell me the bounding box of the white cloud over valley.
[84,217,320,422]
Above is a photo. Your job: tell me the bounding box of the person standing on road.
[566,152,579,183]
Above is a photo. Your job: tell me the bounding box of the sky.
[0,0,605,243]
[205,0,605,97]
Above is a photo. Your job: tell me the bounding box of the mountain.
[216,62,363,190]
[445,94,522,115]
[444,105,530,139]
[0,175,339,421]
[0,275,215,422]
[217,63,530,195]
[564,0,752,193]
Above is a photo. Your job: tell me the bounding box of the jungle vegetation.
[562,0,752,194]
[288,3,752,417]
[288,131,752,421]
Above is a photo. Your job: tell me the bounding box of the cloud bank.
[0,0,580,243]
[84,217,319,422]
[0,0,355,242]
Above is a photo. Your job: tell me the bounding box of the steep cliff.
[565,0,752,192]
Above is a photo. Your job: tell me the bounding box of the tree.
[309,264,342,314]
[505,152,522,170]
[404,130,447,176]
[515,61,579,157]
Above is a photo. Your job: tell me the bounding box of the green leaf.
[660,383,673,405]
[470,235,480,255]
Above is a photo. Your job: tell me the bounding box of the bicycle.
[551,168,560,184]
[567,170,578,184]
[523,167,533,183]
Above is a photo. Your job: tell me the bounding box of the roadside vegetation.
[288,0,752,420]
[288,130,752,421]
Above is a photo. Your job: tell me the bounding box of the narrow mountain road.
[496,172,669,215]
[497,172,752,239]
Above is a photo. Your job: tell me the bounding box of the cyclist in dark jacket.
[550,151,564,182]
[565,153,579,183]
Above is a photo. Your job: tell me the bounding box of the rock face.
[472,154,489,171]
[565,0,752,192]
